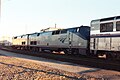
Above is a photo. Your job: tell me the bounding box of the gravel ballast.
[0,56,83,80]
[0,50,120,80]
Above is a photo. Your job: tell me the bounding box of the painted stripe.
[91,33,120,38]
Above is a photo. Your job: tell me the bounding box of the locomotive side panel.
[12,26,90,55]
[12,35,28,49]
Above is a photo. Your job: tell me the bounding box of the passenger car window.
[100,22,113,32]
[116,21,120,31]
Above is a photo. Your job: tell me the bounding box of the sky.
[0,0,120,38]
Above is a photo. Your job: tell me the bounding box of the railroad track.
[0,46,120,71]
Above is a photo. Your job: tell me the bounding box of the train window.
[22,42,25,45]
[30,41,33,45]
[55,30,60,34]
[30,41,37,45]
[14,37,17,39]
[73,28,77,32]
[52,30,60,35]
[116,21,120,31]
[116,16,120,19]
[37,33,40,36]
[100,17,114,22]
[52,31,55,35]
[61,29,67,34]
[77,28,79,32]
[68,28,77,33]
[33,41,37,45]
[91,20,100,30]
[100,22,113,32]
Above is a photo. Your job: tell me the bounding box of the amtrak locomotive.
[12,26,90,55]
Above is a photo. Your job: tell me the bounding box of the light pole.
[0,0,1,22]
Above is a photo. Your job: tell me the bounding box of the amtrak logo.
[58,37,67,43]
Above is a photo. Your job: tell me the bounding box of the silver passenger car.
[90,16,120,59]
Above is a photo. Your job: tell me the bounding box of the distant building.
[0,36,12,46]
[0,40,12,46]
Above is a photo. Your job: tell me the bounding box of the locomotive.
[12,26,90,55]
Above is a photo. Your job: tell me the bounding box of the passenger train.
[12,16,120,59]
[12,26,90,55]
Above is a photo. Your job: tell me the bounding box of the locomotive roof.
[13,26,89,38]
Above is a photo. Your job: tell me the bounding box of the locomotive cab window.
[56,30,60,34]
[77,28,80,32]
[52,30,60,35]
[116,21,120,31]
[61,29,67,34]
[100,22,113,32]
